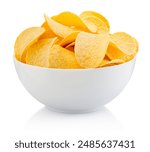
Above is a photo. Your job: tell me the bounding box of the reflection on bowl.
[14,57,136,113]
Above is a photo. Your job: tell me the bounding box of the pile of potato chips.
[14,11,138,69]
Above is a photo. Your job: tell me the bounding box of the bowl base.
[45,105,103,114]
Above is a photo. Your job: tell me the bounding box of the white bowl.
[14,57,136,113]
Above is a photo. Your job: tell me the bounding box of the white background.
[0,0,149,151]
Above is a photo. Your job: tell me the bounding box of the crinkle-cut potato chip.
[75,32,110,68]
[40,22,57,39]
[99,59,124,67]
[52,12,89,31]
[106,32,138,61]
[45,15,76,38]
[14,27,45,63]
[49,44,81,69]
[65,42,75,49]
[80,11,110,30]
[59,31,79,46]
[82,16,109,33]
[26,38,58,68]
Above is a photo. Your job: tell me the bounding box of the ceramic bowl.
[14,57,136,113]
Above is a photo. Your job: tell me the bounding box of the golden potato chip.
[14,11,138,69]
[99,59,124,67]
[52,12,89,31]
[65,42,75,49]
[49,44,81,69]
[107,42,133,61]
[106,32,138,61]
[45,15,76,38]
[40,22,56,39]
[104,55,111,61]
[65,42,75,51]
[75,32,110,68]
[111,32,138,55]
[65,46,74,52]
[133,37,139,53]
[59,31,79,46]
[14,27,45,62]
[26,38,58,67]
[80,11,110,29]
[82,16,109,33]
[99,58,109,66]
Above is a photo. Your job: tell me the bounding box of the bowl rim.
[13,55,136,71]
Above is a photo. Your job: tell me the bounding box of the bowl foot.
[45,105,104,114]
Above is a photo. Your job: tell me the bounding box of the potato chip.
[65,42,75,49]
[52,12,89,31]
[26,38,58,67]
[14,11,138,69]
[45,15,76,38]
[40,22,56,39]
[99,58,109,66]
[133,37,139,53]
[111,32,138,55]
[82,16,109,33]
[65,46,74,52]
[65,42,75,51]
[107,42,133,61]
[14,27,45,62]
[104,55,111,61]
[75,32,110,68]
[106,32,138,61]
[99,59,124,67]
[80,11,110,29]
[49,44,81,69]
[59,31,79,46]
